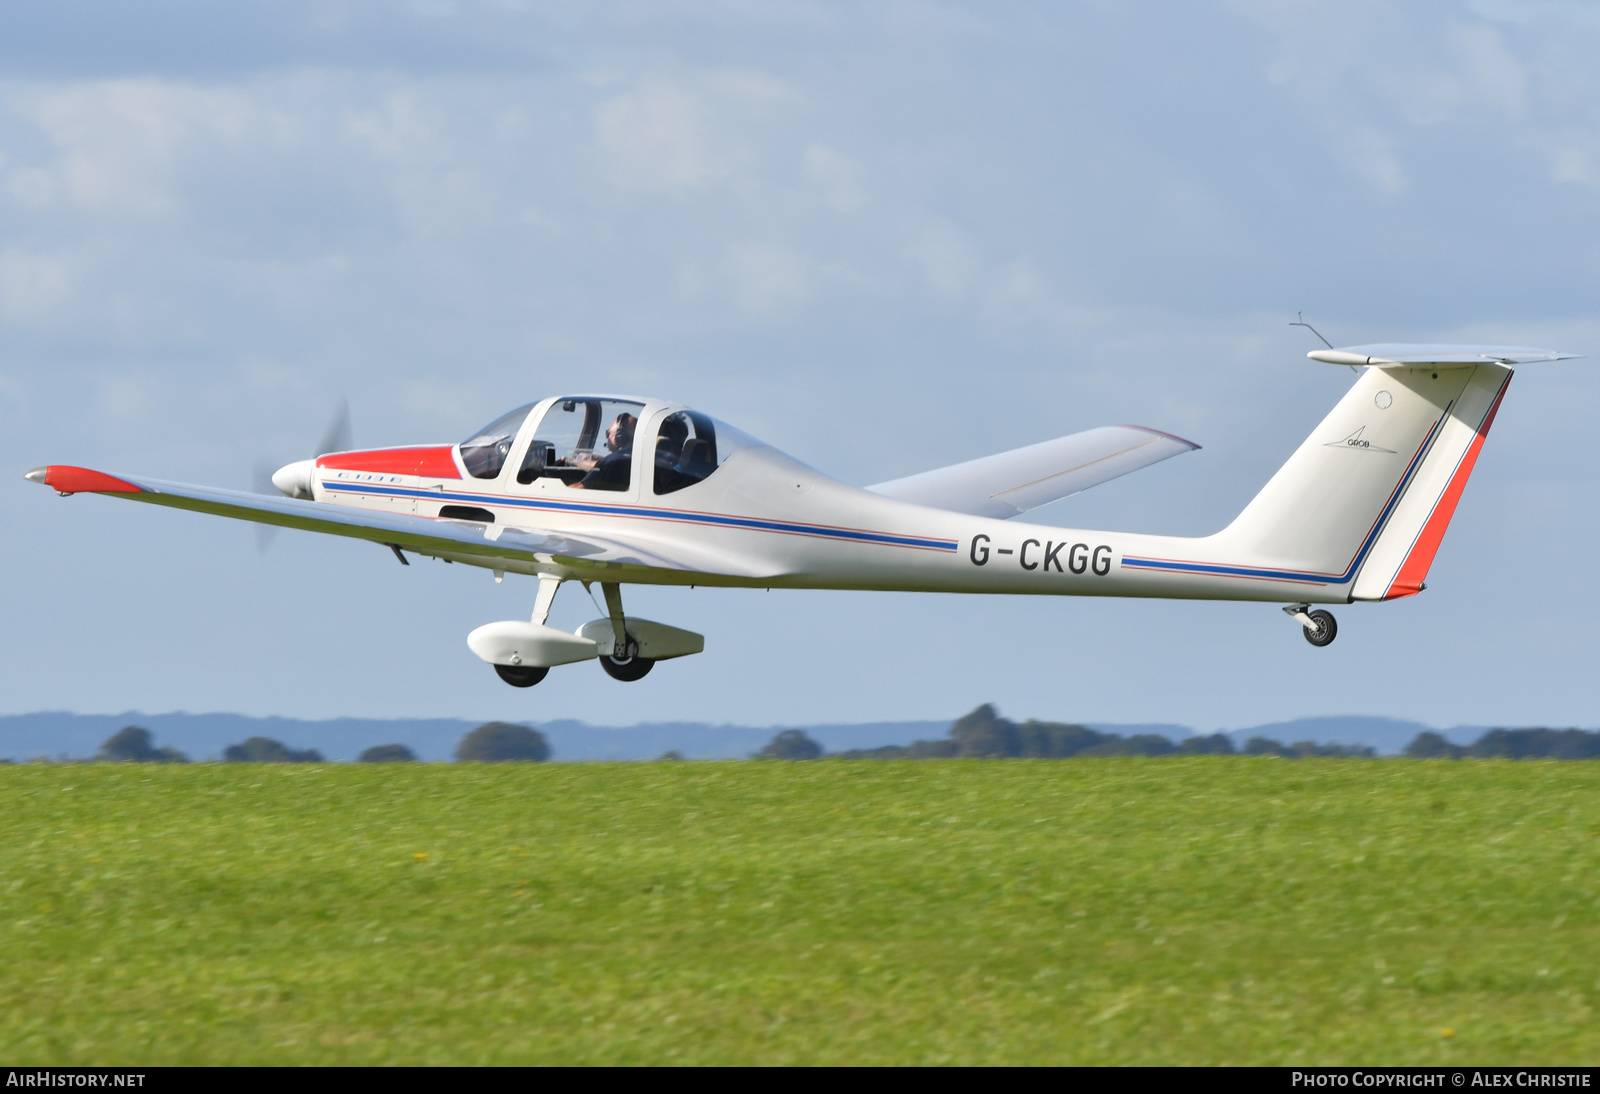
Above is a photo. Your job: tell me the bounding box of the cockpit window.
[653,410,762,495]
[460,403,535,480]
[518,398,646,492]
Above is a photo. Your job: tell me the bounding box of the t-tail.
[1208,344,1577,604]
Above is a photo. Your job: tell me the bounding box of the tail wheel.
[599,642,654,682]
[1302,609,1337,647]
[494,664,549,687]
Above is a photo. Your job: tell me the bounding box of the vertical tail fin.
[1214,357,1515,596]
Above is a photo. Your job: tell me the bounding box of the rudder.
[1349,364,1511,600]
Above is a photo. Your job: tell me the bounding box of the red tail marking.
[45,466,144,494]
[315,446,461,479]
[1383,376,1511,600]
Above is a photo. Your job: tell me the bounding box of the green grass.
[1,760,1597,1065]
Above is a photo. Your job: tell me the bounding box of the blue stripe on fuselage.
[320,480,960,553]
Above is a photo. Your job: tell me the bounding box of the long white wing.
[25,465,783,579]
[865,425,1199,520]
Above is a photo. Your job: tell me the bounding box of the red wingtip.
[35,466,145,494]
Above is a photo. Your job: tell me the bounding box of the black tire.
[1302,609,1337,647]
[599,647,654,682]
[494,663,549,688]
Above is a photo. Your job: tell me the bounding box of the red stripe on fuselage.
[1383,375,1512,600]
[45,466,144,494]
[316,446,461,479]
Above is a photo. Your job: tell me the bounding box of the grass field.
[2,759,1597,1065]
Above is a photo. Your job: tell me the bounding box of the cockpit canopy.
[458,397,761,494]
[459,403,535,479]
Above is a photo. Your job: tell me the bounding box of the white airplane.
[25,343,1577,688]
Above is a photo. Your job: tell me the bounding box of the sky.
[2,0,1598,731]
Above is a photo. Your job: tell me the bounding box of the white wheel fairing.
[467,621,597,668]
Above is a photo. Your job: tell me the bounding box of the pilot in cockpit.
[573,412,636,490]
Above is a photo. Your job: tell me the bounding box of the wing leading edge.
[865,425,1199,520]
[23,465,784,580]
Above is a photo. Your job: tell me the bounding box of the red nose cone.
[315,446,461,479]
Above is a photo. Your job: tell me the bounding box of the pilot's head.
[607,413,637,452]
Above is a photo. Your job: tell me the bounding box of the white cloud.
[721,244,811,314]
[1545,138,1598,185]
[95,368,161,422]
[1237,5,1598,197]
[1345,125,1409,195]
[6,79,299,221]
[595,81,726,194]
[1447,23,1527,117]
[802,142,863,211]
[907,219,974,297]
[1471,0,1600,30]
[0,248,73,320]
[592,70,797,198]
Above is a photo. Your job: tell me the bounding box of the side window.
[518,398,643,492]
[653,410,762,495]
[459,404,535,480]
[653,411,725,494]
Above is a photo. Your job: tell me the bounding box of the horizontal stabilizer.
[866,425,1198,520]
[1310,344,1580,368]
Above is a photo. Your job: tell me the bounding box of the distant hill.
[0,710,1526,763]
[1230,717,1487,755]
[1091,718,1489,755]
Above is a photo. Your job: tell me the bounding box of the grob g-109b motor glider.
[26,343,1576,687]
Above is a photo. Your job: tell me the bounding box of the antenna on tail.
[1289,311,1334,349]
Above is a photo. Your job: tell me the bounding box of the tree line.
[74,722,552,764]
[31,709,1600,764]
[753,705,1600,762]
[763,704,1371,760]
[1403,728,1600,761]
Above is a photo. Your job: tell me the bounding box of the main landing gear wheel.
[494,663,549,688]
[1302,609,1337,648]
[599,645,654,682]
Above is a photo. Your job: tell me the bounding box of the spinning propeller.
[251,399,352,552]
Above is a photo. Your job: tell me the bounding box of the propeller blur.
[253,399,354,552]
